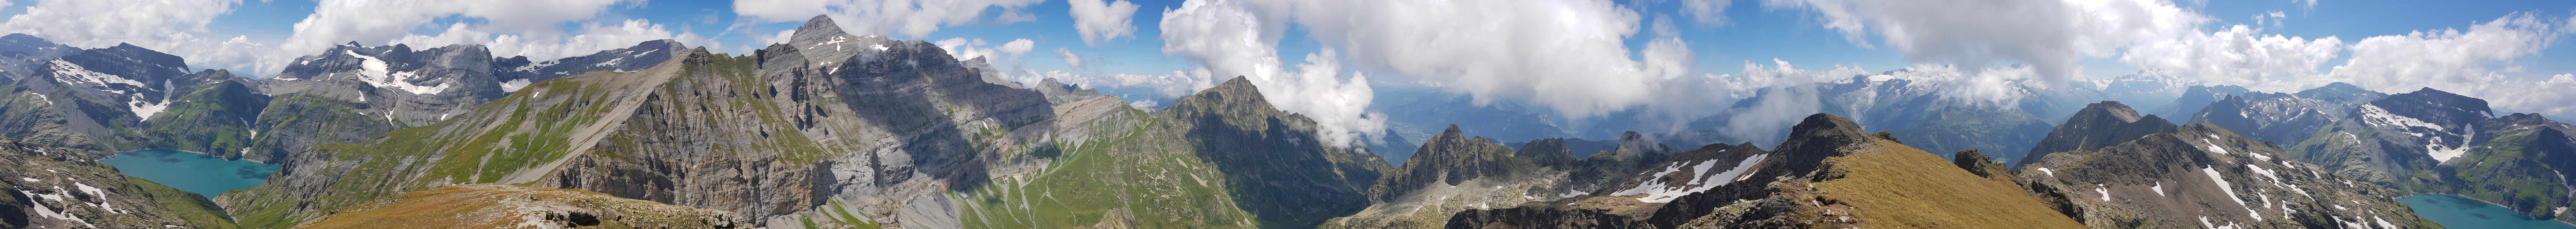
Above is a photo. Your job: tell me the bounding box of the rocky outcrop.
[2018,104,2438,228]
[297,184,745,229]
[2018,101,2178,167]
[0,137,242,229]
[1954,149,2011,179]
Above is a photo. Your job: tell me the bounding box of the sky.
[4,0,2574,148]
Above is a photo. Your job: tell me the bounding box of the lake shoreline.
[103,148,271,164]
[2403,192,2576,228]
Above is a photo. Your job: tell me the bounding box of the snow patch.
[20,177,36,182]
[1607,154,1769,203]
[343,51,452,94]
[26,92,50,105]
[2151,182,2166,196]
[2095,184,2112,201]
[2371,216,2400,229]
[2425,125,2477,163]
[2357,104,2445,131]
[46,60,146,89]
[497,78,532,92]
[595,57,624,67]
[127,80,173,121]
[2202,139,2231,155]
[632,49,659,57]
[2036,167,2055,177]
[2203,166,2261,221]
[2199,216,2238,229]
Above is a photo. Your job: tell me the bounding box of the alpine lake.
[97,149,280,197]
[2397,193,2576,229]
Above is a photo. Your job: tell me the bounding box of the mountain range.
[0,13,2562,229]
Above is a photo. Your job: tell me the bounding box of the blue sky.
[8,0,2569,87]
[5,0,2576,147]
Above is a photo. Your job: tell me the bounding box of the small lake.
[97,149,280,197]
[2397,193,2576,229]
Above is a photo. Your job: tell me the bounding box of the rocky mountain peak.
[2293,82,2383,102]
[2369,87,2493,126]
[794,15,846,37]
[60,44,191,84]
[1764,113,1870,176]
[1169,76,1272,114]
[2018,101,2179,167]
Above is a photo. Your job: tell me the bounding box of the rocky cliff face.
[296,184,745,229]
[1449,114,2086,229]
[218,15,1388,229]
[2018,106,2437,228]
[0,137,242,229]
[2018,101,2178,167]
[0,41,273,156]
[0,34,79,81]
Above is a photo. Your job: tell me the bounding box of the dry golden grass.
[1812,139,2088,229]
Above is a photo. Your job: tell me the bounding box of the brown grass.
[1812,139,2088,229]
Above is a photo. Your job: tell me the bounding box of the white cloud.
[2118,25,2342,91]
[1273,0,1698,117]
[1068,0,1142,45]
[936,37,1036,62]
[2324,12,2573,115]
[1158,0,1385,149]
[284,0,640,60]
[1760,0,2207,86]
[0,0,275,75]
[732,0,1045,38]
[1681,0,1735,25]
[1056,47,1084,68]
[998,39,1034,56]
[387,19,721,62]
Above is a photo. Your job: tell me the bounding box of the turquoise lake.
[2397,193,2576,229]
[96,149,280,197]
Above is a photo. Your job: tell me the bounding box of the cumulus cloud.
[0,0,276,75]
[1158,0,1385,149]
[2118,25,2342,91]
[936,38,1036,62]
[386,19,722,61]
[1056,47,1084,68]
[284,0,640,59]
[1068,0,1142,45]
[1141,0,1732,147]
[1275,0,1698,117]
[1760,0,2206,89]
[732,0,1044,38]
[2323,12,2573,115]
